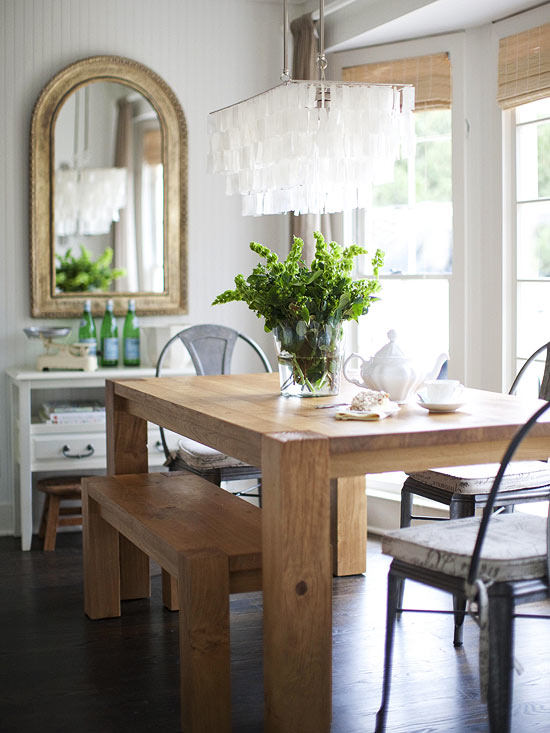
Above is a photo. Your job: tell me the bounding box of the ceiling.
[303,0,549,51]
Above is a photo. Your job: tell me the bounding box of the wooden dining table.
[105,372,550,732]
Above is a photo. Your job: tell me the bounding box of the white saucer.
[417,400,465,413]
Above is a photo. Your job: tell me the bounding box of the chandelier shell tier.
[208,79,415,217]
[55,167,127,236]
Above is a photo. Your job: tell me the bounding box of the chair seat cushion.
[407,460,550,495]
[382,513,547,582]
[173,437,250,470]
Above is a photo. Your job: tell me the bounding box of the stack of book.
[39,400,106,425]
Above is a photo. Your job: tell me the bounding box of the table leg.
[331,476,367,576]
[262,431,332,733]
[105,381,150,599]
[17,382,32,550]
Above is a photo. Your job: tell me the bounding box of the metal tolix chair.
[398,341,550,644]
[376,399,550,733]
[156,324,272,504]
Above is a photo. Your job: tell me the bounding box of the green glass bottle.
[78,299,97,357]
[123,299,140,367]
[100,299,119,367]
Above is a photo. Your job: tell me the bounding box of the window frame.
[330,34,466,380]
[504,101,550,388]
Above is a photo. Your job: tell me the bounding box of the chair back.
[540,346,550,401]
[156,324,271,377]
[468,399,550,587]
[155,324,272,459]
[509,340,550,399]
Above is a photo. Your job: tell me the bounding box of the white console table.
[7,367,186,550]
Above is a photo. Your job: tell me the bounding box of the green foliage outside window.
[535,223,550,277]
[534,120,550,277]
[538,122,550,198]
[373,109,452,208]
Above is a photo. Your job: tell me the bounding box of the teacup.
[420,379,464,404]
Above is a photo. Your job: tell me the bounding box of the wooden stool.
[37,476,84,551]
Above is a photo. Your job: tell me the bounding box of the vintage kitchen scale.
[23,326,98,371]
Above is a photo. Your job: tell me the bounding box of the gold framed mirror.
[30,55,187,317]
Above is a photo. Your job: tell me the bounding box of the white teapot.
[343,330,448,403]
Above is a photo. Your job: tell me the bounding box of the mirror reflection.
[54,81,164,294]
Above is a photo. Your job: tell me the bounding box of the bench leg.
[178,551,231,733]
[82,490,121,619]
[119,536,151,601]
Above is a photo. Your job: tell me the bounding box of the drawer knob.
[62,444,95,459]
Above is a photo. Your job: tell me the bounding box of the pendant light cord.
[281,0,290,81]
[317,0,327,81]
[281,0,327,82]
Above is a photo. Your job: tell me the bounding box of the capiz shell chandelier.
[208,0,414,217]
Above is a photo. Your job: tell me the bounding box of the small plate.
[417,400,465,413]
[335,402,400,421]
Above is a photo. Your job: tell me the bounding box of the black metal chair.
[155,324,272,503]
[398,341,550,643]
[376,399,550,733]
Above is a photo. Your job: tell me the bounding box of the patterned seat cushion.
[172,436,250,470]
[407,460,550,495]
[382,513,547,582]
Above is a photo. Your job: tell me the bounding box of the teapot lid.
[373,330,407,360]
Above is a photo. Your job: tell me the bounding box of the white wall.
[0,0,289,535]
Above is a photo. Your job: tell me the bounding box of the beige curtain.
[113,98,137,291]
[290,13,317,80]
[290,13,340,261]
[497,23,550,109]
[342,52,451,110]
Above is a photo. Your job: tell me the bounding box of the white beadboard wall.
[0,0,289,536]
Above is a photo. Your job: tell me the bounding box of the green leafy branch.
[212,231,384,332]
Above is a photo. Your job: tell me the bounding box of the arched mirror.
[30,55,187,317]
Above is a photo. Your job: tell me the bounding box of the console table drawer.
[32,433,107,463]
[31,427,167,468]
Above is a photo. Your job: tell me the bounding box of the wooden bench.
[82,472,262,733]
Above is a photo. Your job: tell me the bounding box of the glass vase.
[273,319,344,398]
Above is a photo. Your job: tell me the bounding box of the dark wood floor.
[1,533,549,732]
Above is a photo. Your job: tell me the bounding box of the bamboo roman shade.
[342,52,451,110]
[497,23,550,109]
[143,129,162,165]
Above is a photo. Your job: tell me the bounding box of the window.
[513,101,550,520]
[350,107,453,365]
[335,41,460,510]
[513,97,550,395]
[136,125,164,292]
[140,162,164,292]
